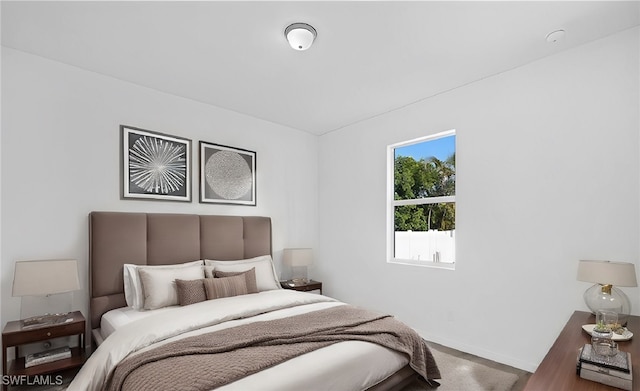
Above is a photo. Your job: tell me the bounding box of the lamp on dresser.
[577,259,638,327]
[12,259,80,326]
[283,248,313,284]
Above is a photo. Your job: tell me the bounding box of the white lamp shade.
[283,248,313,267]
[577,260,638,287]
[12,259,80,296]
[285,23,316,51]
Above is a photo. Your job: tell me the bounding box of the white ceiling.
[2,1,639,135]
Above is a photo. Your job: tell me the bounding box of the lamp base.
[290,266,309,283]
[20,313,72,330]
[583,284,631,327]
[20,293,73,321]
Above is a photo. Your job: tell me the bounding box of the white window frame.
[386,129,456,269]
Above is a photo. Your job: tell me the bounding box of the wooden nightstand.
[280,280,323,294]
[2,311,86,386]
[524,311,640,391]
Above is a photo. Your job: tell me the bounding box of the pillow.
[123,260,203,310]
[204,255,280,292]
[204,274,248,300]
[138,265,204,310]
[214,268,258,294]
[203,265,215,278]
[175,278,207,306]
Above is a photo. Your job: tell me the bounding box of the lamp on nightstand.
[283,248,313,284]
[12,259,80,323]
[577,260,638,327]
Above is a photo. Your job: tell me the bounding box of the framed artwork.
[199,141,256,206]
[121,125,191,202]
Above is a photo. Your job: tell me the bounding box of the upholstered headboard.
[88,211,272,328]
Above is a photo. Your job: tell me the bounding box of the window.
[387,130,456,268]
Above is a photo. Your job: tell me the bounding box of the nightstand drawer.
[4,322,84,345]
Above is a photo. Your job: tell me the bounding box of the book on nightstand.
[25,346,72,368]
[576,344,632,390]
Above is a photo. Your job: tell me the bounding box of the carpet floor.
[404,342,531,391]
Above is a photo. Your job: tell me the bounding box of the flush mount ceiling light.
[285,23,317,51]
[546,29,566,43]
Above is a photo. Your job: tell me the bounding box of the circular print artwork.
[205,150,252,200]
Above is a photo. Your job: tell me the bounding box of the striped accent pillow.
[175,278,207,306]
[214,268,258,294]
[204,274,248,300]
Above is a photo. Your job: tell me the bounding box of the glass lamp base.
[290,266,308,283]
[583,284,631,327]
[20,293,73,320]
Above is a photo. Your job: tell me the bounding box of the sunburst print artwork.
[122,126,192,202]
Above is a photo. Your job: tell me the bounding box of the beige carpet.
[404,343,529,391]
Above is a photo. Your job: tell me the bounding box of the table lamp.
[12,259,80,325]
[283,248,313,284]
[577,260,638,327]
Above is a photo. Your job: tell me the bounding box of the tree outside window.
[388,131,456,266]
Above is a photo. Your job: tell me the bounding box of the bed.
[68,211,440,391]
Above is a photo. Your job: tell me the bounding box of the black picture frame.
[121,125,192,202]
[199,141,256,206]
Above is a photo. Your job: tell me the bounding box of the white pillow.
[123,260,203,310]
[138,265,205,310]
[203,265,215,278]
[204,255,280,292]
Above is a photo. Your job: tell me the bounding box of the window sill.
[388,258,455,270]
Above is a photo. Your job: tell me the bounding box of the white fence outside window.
[394,230,455,263]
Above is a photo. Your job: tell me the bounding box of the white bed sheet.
[221,340,406,391]
[74,291,409,391]
[100,305,176,341]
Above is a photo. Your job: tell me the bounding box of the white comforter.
[69,290,408,391]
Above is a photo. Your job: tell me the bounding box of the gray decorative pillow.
[175,278,207,306]
[204,274,248,300]
[214,268,258,294]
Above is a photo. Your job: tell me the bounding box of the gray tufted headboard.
[88,211,272,329]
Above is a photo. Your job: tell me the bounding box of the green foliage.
[394,205,428,231]
[394,153,456,231]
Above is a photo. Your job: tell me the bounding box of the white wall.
[318,27,639,372]
[2,25,638,376]
[1,48,319,335]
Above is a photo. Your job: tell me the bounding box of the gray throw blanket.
[105,305,441,391]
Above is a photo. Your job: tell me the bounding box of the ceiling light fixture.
[546,29,566,43]
[285,23,317,51]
